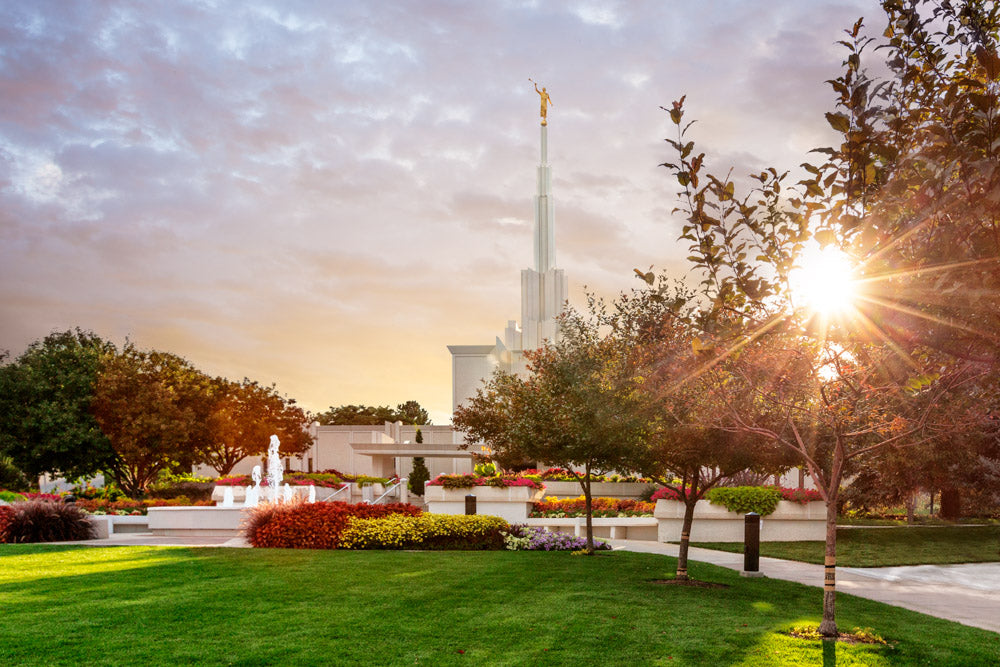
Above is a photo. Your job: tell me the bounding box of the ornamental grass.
[0,500,95,543]
[339,513,510,550]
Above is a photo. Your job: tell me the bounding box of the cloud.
[0,0,883,423]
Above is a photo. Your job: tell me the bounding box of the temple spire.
[534,124,555,273]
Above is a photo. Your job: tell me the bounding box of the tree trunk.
[583,476,595,555]
[905,491,916,525]
[940,487,961,520]
[818,494,838,637]
[676,498,696,581]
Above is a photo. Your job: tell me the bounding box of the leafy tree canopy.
[199,378,314,476]
[315,401,430,426]
[0,329,117,481]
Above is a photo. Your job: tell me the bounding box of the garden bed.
[655,499,826,542]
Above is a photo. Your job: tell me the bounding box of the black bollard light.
[465,494,477,515]
[741,512,764,578]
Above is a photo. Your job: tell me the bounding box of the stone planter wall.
[424,485,545,522]
[524,516,657,541]
[147,506,251,537]
[654,499,826,542]
[541,481,656,500]
[88,514,150,538]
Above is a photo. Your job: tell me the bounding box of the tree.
[396,401,431,426]
[0,330,117,481]
[408,457,430,496]
[91,346,215,497]
[654,1,1000,635]
[455,304,650,554]
[594,284,792,579]
[315,401,431,425]
[199,378,314,476]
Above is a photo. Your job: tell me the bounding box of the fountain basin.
[147,506,253,537]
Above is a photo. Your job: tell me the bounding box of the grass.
[693,525,1000,567]
[1,545,997,665]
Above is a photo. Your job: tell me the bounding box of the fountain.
[147,434,316,536]
[244,466,262,507]
[265,435,283,503]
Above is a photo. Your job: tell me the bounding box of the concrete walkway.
[608,539,1000,635]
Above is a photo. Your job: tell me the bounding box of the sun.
[789,245,858,317]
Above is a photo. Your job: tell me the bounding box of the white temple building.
[448,122,568,412]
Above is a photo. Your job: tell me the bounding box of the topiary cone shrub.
[2,500,96,543]
[408,457,430,496]
[244,500,422,549]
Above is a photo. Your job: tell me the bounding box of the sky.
[0,0,885,424]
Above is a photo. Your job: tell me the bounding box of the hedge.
[339,514,510,550]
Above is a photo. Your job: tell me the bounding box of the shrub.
[503,525,612,551]
[408,457,430,496]
[2,500,96,543]
[0,505,13,542]
[73,482,126,501]
[339,513,510,550]
[530,496,655,518]
[705,486,781,516]
[146,480,215,501]
[354,475,389,488]
[245,501,421,549]
[0,490,27,503]
[651,485,822,513]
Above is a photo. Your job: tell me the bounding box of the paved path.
[608,539,1000,635]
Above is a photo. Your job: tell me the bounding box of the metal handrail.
[322,483,351,502]
[371,478,407,505]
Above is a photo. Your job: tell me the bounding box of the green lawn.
[692,525,1000,567]
[1,545,997,665]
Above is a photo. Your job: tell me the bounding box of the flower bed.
[426,474,544,490]
[531,496,655,518]
[503,525,612,551]
[654,498,826,542]
[77,498,214,516]
[244,500,421,549]
[339,514,509,550]
[215,472,347,488]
